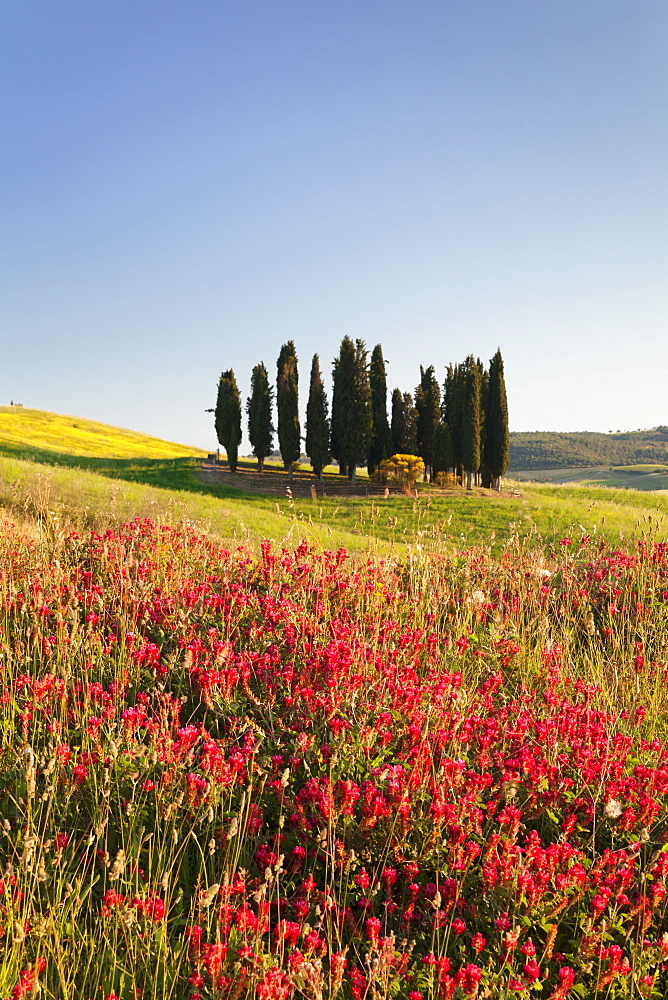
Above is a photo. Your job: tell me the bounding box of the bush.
[378,453,425,490]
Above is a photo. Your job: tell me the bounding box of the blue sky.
[2,1,666,450]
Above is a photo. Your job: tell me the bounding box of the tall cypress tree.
[214,369,242,472]
[331,337,355,476]
[479,364,491,487]
[462,355,483,490]
[347,339,372,481]
[483,348,509,490]
[246,362,274,473]
[368,344,392,475]
[403,393,418,456]
[305,354,330,480]
[330,337,372,481]
[391,389,418,456]
[276,341,301,480]
[443,364,464,483]
[432,421,453,480]
[391,388,404,456]
[415,365,441,481]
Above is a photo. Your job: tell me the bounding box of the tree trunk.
[466,469,472,490]
[339,462,346,476]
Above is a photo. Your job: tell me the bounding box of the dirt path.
[195,461,403,499]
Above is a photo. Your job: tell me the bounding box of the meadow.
[2,410,668,997]
[510,467,668,493]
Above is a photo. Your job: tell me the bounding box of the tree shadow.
[0,442,245,499]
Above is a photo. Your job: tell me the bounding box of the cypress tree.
[483,348,510,490]
[443,364,464,483]
[480,364,491,487]
[331,337,355,476]
[276,341,301,480]
[391,389,418,456]
[330,337,372,481]
[391,388,404,456]
[348,340,372,481]
[403,393,418,456]
[415,365,441,481]
[214,369,242,472]
[368,344,391,475]
[462,355,483,490]
[246,362,274,473]
[305,354,330,480]
[432,421,453,480]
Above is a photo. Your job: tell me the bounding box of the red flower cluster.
[1,517,668,996]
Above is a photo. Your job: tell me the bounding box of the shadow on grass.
[0,442,259,503]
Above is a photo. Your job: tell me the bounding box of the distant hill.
[509,427,668,470]
[0,406,206,461]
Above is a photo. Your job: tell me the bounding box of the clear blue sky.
[2,0,666,451]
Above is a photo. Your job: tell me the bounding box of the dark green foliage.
[391,389,418,456]
[305,354,330,479]
[246,363,274,472]
[390,389,403,456]
[331,338,354,475]
[508,428,668,471]
[214,369,242,471]
[415,365,441,481]
[368,345,392,475]
[432,421,453,478]
[462,355,483,488]
[330,337,372,480]
[276,341,301,476]
[443,365,464,476]
[483,349,509,488]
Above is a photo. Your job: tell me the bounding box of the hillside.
[1,406,668,554]
[509,426,668,470]
[509,464,668,491]
[0,406,206,461]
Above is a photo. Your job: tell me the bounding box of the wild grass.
[1,503,668,996]
[4,408,668,995]
[2,407,667,553]
[2,453,668,560]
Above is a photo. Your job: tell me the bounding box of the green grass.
[0,454,391,555]
[2,450,667,558]
[509,465,668,491]
[1,406,667,553]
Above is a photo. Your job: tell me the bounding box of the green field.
[3,409,668,997]
[509,464,668,491]
[0,408,667,555]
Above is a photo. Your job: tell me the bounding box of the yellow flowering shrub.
[378,454,425,490]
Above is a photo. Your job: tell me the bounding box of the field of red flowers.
[1,515,668,999]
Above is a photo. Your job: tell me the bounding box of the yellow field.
[0,406,206,459]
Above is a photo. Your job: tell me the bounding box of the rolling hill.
[0,406,667,557]
[0,405,206,460]
[509,426,668,470]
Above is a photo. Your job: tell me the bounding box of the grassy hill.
[0,405,206,460]
[509,464,668,491]
[0,406,667,554]
[509,426,668,470]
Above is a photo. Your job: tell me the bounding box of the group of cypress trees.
[214,340,509,489]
